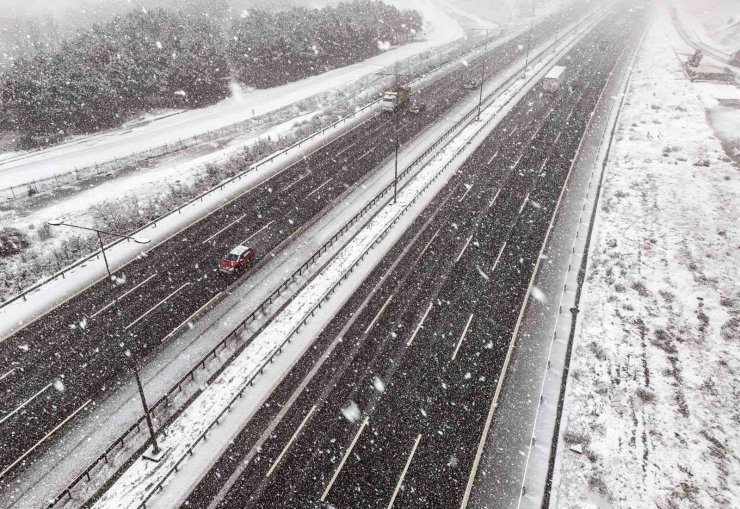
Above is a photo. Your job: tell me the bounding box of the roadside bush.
[0,227,29,257]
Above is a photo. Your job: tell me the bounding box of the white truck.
[542,65,566,93]
[382,87,411,112]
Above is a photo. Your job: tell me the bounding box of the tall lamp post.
[524,0,536,76]
[48,218,161,456]
[471,27,497,121]
[376,64,418,204]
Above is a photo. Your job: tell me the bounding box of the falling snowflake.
[372,376,386,393]
[476,265,489,280]
[531,286,548,303]
[341,401,361,423]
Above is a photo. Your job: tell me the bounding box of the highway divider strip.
[44,12,599,509]
[91,13,604,509]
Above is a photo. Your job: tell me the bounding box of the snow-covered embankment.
[552,16,740,509]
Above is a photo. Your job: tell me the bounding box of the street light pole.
[134,364,160,454]
[48,219,160,455]
[471,27,496,121]
[96,231,112,279]
[524,1,536,76]
[376,67,417,204]
[394,111,399,204]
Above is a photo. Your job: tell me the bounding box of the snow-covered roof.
[229,245,250,256]
[545,65,566,80]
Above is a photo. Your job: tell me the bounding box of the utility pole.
[524,0,536,76]
[47,219,160,457]
[376,64,417,204]
[554,0,564,48]
[470,27,497,121]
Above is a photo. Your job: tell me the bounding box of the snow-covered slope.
[552,15,740,509]
[676,0,740,54]
[0,0,463,189]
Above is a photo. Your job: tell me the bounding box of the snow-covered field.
[675,0,740,54]
[552,15,740,509]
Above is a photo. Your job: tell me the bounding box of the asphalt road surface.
[181,4,647,508]
[0,7,582,485]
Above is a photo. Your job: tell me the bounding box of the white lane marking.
[508,126,519,137]
[321,416,369,502]
[419,228,440,258]
[266,405,317,478]
[364,295,393,335]
[91,273,158,318]
[553,131,562,145]
[281,172,310,192]
[511,153,524,170]
[486,150,499,165]
[0,382,53,427]
[336,140,358,158]
[0,399,91,480]
[0,368,16,382]
[357,148,375,162]
[538,157,549,175]
[456,234,474,263]
[387,433,423,509]
[529,123,544,144]
[407,303,433,347]
[487,188,502,210]
[161,291,222,343]
[452,314,475,361]
[306,178,333,198]
[518,193,530,214]
[241,220,275,245]
[125,283,189,331]
[491,242,508,273]
[458,184,473,203]
[202,213,248,244]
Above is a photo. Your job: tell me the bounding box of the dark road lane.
[181,4,649,508]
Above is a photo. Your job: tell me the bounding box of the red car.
[219,245,255,274]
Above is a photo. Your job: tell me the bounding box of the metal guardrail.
[1,29,497,313]
[43,29,519,509]
[131,17,599,509]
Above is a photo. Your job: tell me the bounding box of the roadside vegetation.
[0,1,421,148]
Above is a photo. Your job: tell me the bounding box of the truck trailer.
[382,87,411,112]
[542,65,566,93]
